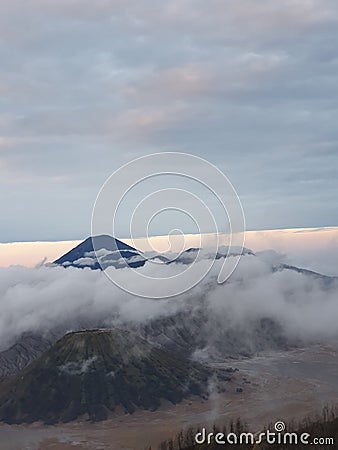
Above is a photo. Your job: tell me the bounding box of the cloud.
[1,0,338,241]
[0,253,337,357]
[59,356,97,375]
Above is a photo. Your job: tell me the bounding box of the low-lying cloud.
[0,252,337,354]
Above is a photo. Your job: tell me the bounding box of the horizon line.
[1,225,338,246]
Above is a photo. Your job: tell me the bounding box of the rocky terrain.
[0,333,54,378]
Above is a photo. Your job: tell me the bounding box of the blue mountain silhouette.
[54,235,145,269]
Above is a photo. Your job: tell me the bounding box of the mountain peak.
[54,235,145,269]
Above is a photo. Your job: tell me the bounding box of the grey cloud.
[0,0,338,240]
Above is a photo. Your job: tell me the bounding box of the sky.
[1,227,338,277]
[1,0,338,242]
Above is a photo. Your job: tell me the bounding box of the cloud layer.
[0,252,337,355]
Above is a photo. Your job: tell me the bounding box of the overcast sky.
[1,0,338,242]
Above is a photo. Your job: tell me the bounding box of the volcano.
[54,234,146,269]
[0,329,210,424]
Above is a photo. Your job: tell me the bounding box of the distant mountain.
[0,329,211,424]
[0,333,54,379]
[54,235,146,269]
[53,236,255,270]
[136,310,293,360]
[172,246,254,265]
[276,263,337,283]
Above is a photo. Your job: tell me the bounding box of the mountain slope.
[0,334,54,379]
[0,329,210,424]
[54,235,146,269]
[172,246,254,265]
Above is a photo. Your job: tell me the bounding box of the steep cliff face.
[0,329,210,424]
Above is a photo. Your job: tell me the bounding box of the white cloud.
[0,253,337,355]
